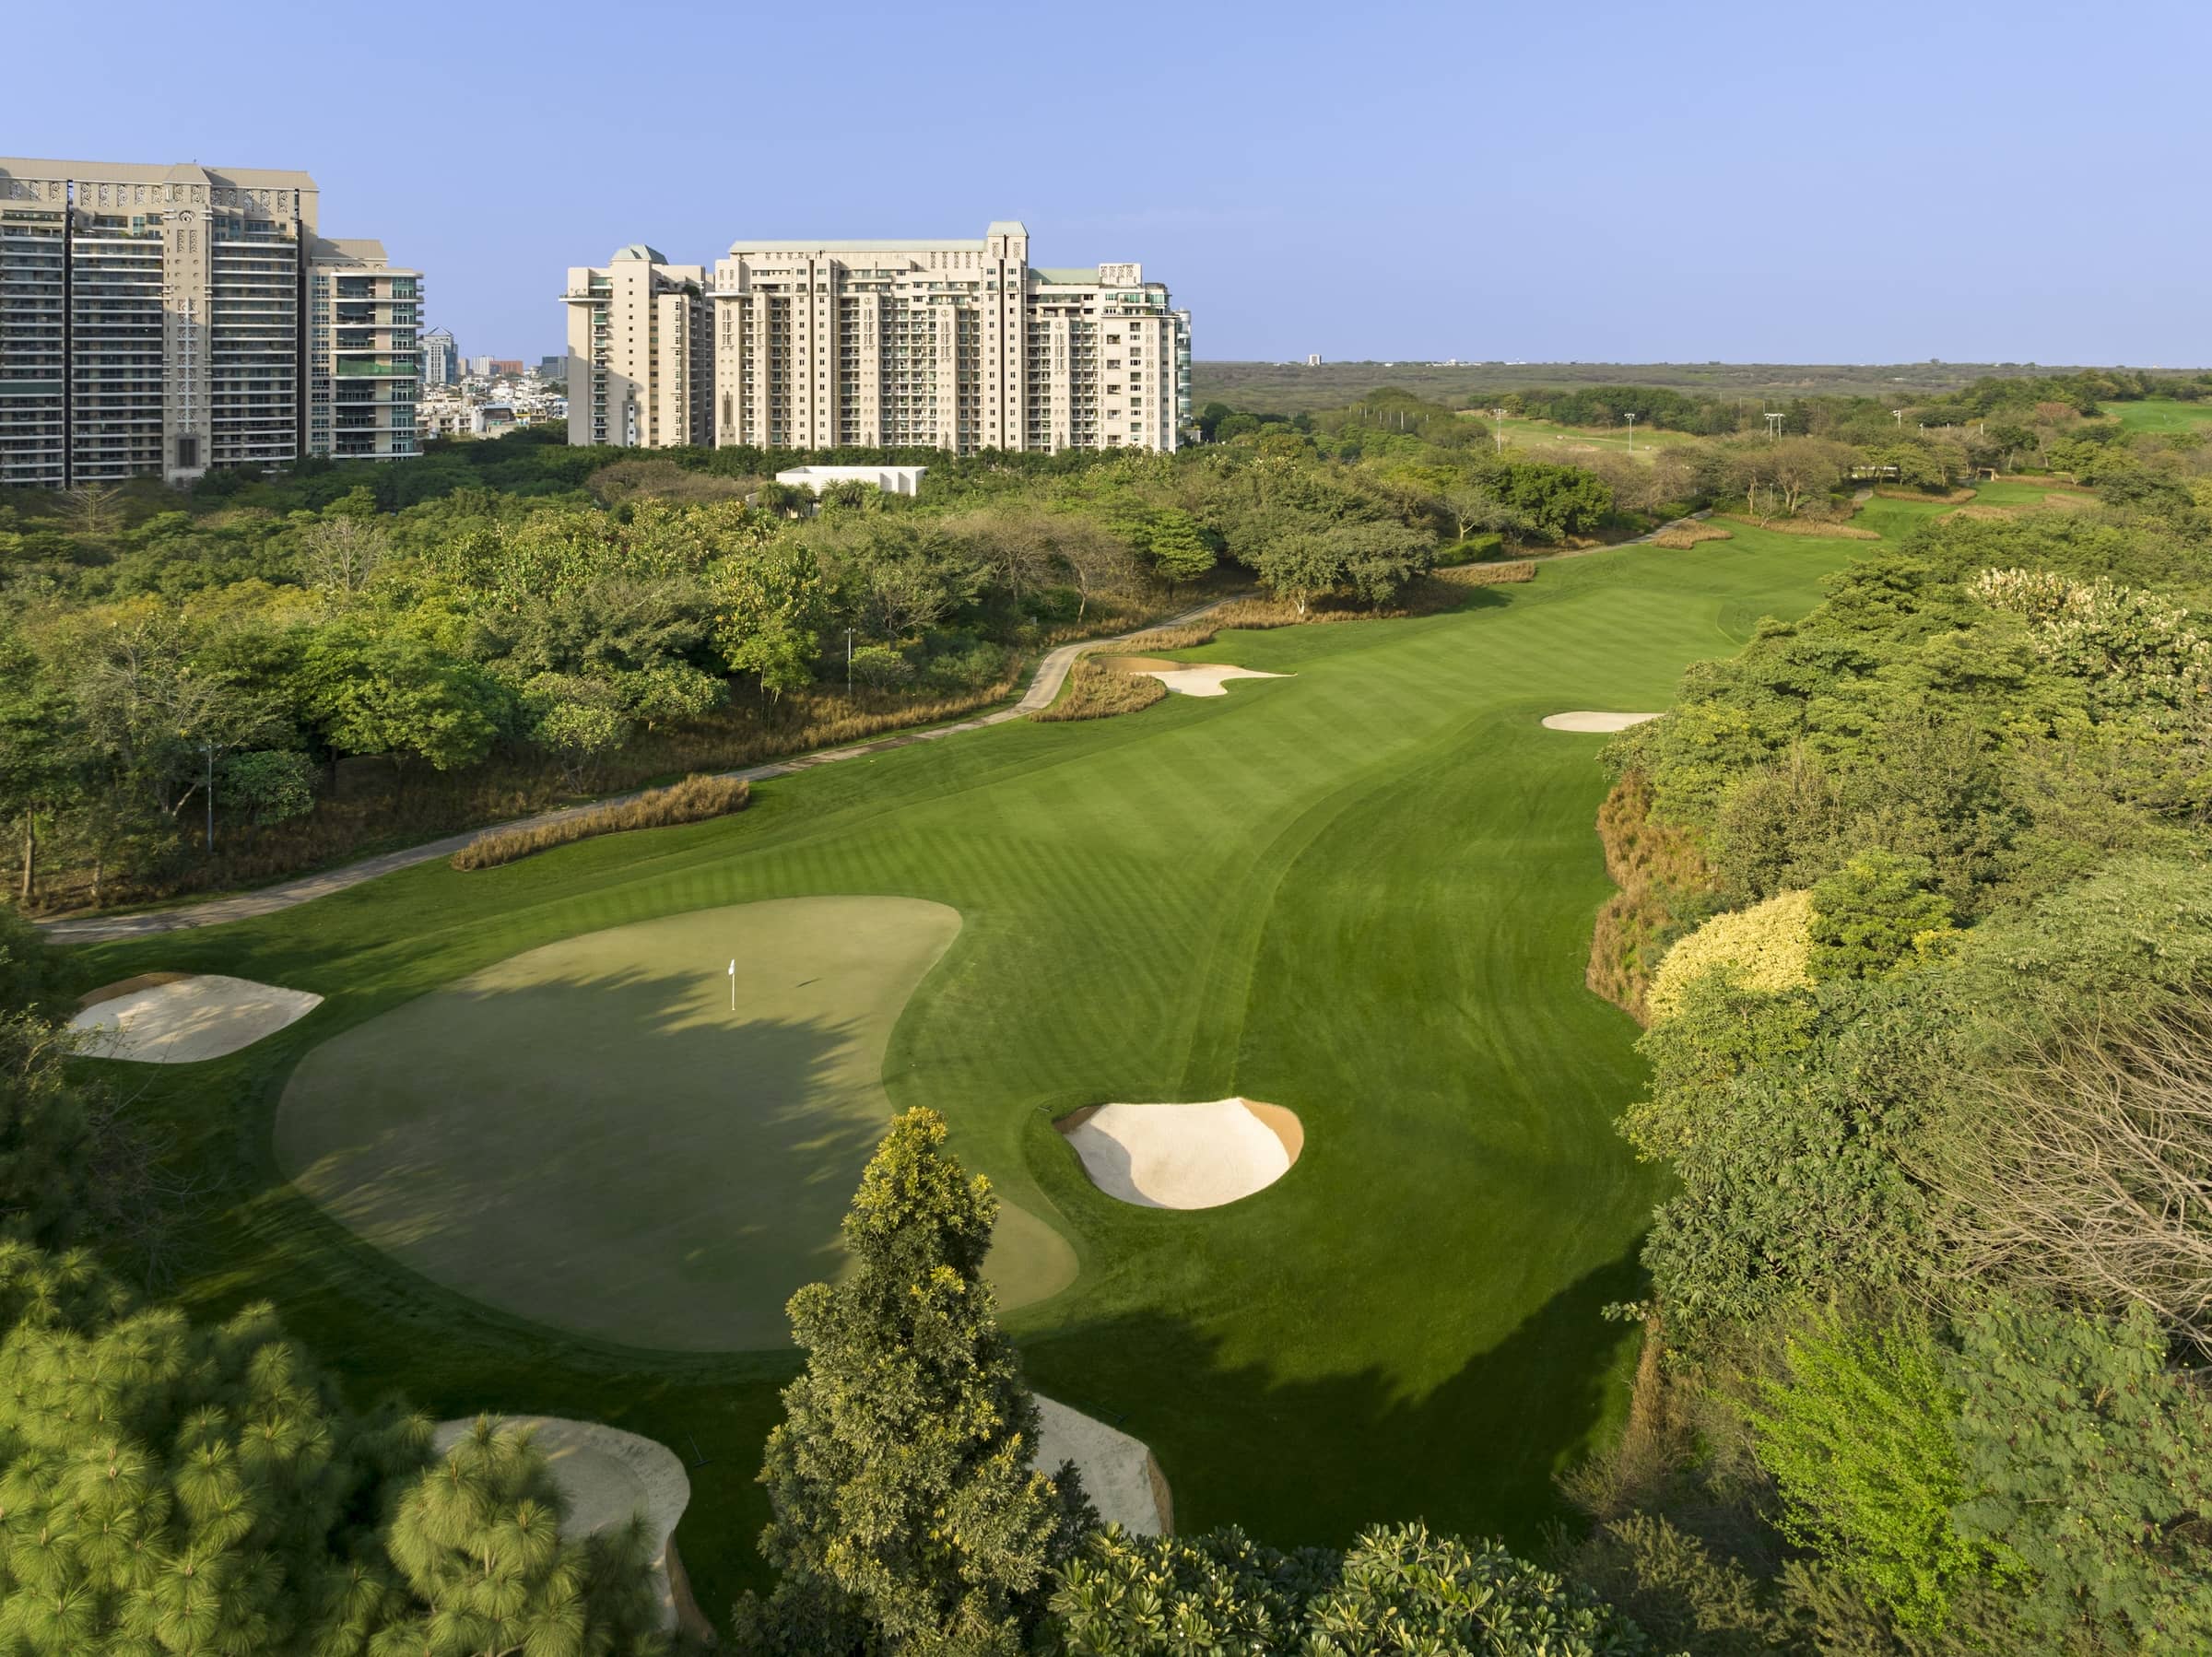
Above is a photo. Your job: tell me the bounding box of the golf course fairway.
[67,519,1879,1613]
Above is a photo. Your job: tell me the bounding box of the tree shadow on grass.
[278,955,889,1353]
[1018,1245,1649,1557]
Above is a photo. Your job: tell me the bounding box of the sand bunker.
[1035,1393,1171,1535]
[1102,657,1288,699]
[432,1416,699,1633]
[69,973,322,1063]
[1060,1098,1303,1210]
[1541,711,1661,733]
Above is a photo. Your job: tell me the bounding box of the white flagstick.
[728,958,736,1013]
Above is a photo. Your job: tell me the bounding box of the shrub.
[1436,533,1504,564]
[1647,889,1815,1022]
[1716,513,1882,540]
[1969,566,2212,711]
[1032,659,1168,723]
[1433,558,1537,585]
[1650,523,1734,549]
[0,904,58,1020]
[1806,851,1956,981]
[1053,1522,1654,1656]
[1874,486,1976,503]
[1586,772,1721,1023]
[1748,1315,1983,1631]
[1949,1295,2212,1651]
[451,772,749,869]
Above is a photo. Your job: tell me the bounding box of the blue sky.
[15,0,2207,366]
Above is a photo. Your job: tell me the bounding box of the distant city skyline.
[13,0,2211,368]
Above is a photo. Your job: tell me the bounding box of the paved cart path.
[41,600,1226,945]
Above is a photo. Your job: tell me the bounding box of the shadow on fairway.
[1019,1246,1649,1555]
[282,969,873,1351]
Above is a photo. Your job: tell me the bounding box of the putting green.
[276,897,1077,1350]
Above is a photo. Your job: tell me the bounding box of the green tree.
[0,1261,428,1655]
[377,1416,667,1657]
[1250,532,1347,617]
[1950,1295,2212,1652]
[1748,1315,1987,1630]
[1333,521,1439,610]
[301,628,508,798]
[1807,850,1956,980]
[1133,508,1218,590]
[1486,460,1614,541]
[715,541,830,700]
[1052,1522,1653,1656]
[219,748,318,827]
[735,1108,1090,1655]
[0,630,76,906]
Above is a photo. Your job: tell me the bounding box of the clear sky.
[15,0,2208,367]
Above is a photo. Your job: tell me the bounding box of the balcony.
[335,359,420,378]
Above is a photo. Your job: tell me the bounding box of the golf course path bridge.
[40,599,1228,946]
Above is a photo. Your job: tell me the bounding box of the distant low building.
[773,464,926,497]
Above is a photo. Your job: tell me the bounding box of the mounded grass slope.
[65,521,1868,1616]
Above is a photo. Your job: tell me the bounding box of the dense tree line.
[0,417,1648,911]
[1570,491,2212,1653]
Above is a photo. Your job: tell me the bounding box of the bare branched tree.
[1925,997,2212,1345]
[60,483,124,538]
[295,514,393,597]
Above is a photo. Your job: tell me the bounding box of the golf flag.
[728,958,736,1011]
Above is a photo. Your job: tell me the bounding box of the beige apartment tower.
[561,246,713,449]
[0,157,419,488]
[708,221,1190,454]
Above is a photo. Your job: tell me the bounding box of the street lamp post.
[846,629,854,697]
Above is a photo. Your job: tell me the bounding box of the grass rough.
[451,774,751,870]
[1032,659,1171,723]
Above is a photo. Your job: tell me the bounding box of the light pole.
[1488,407,1507,452]
[1623,412,1636,452]
[203,739,214,852]
[846,628,854,697]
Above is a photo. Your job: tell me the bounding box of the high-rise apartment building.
[307,241,421,463]
[421,326,459,387]
[707,220,1191,454]
[560,245,713,449]
[0,157,419,487]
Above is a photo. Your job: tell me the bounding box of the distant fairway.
[78,512,1886,1608]
[1467,411,1700,464]
[2112,396,2212,434]
[274,898,1077,1349]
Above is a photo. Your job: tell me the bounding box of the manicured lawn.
[63,526,1865,1622]
[2111,396,2212,434]
[273,896,1090,1351]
